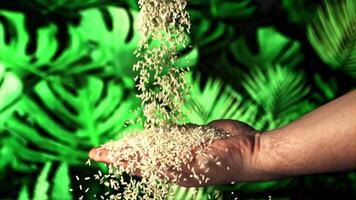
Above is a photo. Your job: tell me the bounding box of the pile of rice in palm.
[101,126,230,199]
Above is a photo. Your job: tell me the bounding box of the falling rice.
[86,0,235,199]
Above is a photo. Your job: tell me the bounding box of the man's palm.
[89,120,262,187]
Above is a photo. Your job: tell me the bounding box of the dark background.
[0,0,355,199]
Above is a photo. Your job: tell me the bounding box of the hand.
[89,120,267,187]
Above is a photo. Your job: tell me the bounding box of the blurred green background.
[0,0,355,199]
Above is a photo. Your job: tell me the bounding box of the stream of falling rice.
[81,1,232,199]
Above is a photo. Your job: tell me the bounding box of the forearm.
[256,90,356,180]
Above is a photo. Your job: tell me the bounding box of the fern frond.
[312,73,338,103]
[183,73,258,126]
[307,0,356,79]
[242,65,312,127]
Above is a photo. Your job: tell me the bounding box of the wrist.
[251,129,286,181]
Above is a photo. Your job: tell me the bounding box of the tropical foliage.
[307,0,356,82]
[17,162,72,200]
[0,0,355,199]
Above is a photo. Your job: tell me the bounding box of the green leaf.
[174,47,199,69]
[0,7,141,79]
[51,162,72,200]
[0,63,22,128]
[312,73,337,102]
[33,162,52,200]
[242,65,312,128]
[191,18,235,56]
[17,162,73,200]
[0,6,197,84]
[0,63,24,171]
[74,6,141,79]
[209,0,256,19]
[183,73,259,126]
[307,0,356,80]
[168,185,222,200]
[5,76,139,165]
[17,185,30,200]
[281,0,316,24]
[229,27,303,69]
[0,135,38,172]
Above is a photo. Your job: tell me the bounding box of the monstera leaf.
[307,0,356,80]
[0,9,90,77]
[0,63,24,171]
[4,76,139,166]
[228,27,303,69]
[51,162,72,200]
[75,6,141,80]
[0,6,197,87]
[18,162,72,200]
[191,18,235,56]
[0,63,22,127]
[242,64,313,128]
[0,7,141,80]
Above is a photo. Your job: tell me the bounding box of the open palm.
[89,120,265,187]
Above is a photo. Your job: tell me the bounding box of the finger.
[89,147,111,163]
